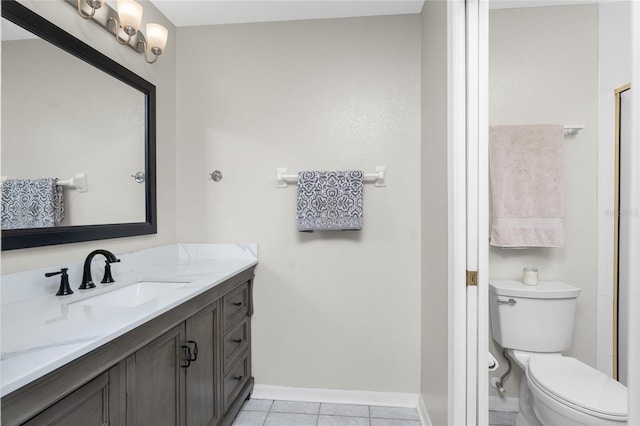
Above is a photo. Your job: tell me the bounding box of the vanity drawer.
[223,353,249,412]
[223,318,249,373]
[222,283,249,331]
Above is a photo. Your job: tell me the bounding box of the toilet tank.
[489,280,581,352]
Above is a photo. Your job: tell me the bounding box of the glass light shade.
[117,0,143,32]
[146,23,168,52]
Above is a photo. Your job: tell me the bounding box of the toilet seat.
[527,356,627,421]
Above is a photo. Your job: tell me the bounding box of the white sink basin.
[69,281,197,308]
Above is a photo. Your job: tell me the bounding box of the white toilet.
[489,280,628,426]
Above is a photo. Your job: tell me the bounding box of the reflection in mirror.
[1,0,156,250]
[487,1,631,423]
[2,18,146,227]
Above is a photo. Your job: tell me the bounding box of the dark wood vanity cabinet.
[21,369,122,426]
[184,302,220,426]
[221,284,252,415]
[125,324,186,425]
[1,268,255,426]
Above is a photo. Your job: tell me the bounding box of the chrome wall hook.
[131,171,145,183]
[209,170,223,182]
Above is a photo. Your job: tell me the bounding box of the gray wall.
[597,0,632,377]
[420,0,449,424]
[488,4,599,398]
[175,15,423,393]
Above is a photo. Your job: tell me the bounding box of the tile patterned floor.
[232,399,421,426]
[488,409,517,426]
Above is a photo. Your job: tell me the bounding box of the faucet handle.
[45,268,74,296]
[101,259,118,283]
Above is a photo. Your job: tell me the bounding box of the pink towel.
[489,125,565,247]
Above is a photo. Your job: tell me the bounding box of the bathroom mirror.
[1,0,156,250]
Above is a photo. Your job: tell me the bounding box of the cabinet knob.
[231,338,243,344]
[232,302,243,307]
[232,375,243,381]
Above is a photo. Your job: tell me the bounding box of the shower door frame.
[614,83,631,383]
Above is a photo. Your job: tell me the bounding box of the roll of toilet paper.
[488,352,499,371]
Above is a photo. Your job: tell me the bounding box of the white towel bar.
[1,173,87,192]
[564,124,584,136]
[276,167,386,188]
[56,173,88,192]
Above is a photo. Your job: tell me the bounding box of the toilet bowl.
[526,355,627,426]
[489,280,628,426]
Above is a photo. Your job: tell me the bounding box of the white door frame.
[466,0,480,422]
[448,0,490,424]
[463,0,489,424]
[447,0,470,424]
[469,1,490,424]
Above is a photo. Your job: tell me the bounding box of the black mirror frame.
[1,0,157,251]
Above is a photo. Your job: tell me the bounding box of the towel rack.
[564,124,584,136]
[276,167,386,188]
[1,173,88,192]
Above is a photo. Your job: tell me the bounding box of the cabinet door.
[126,325,185,426]
[22,371,114,426]
[185,301,220,426]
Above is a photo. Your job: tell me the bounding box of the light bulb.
[117,0,143,34]
[146,23,168,53]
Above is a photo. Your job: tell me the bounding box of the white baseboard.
[417,394,433,426]
[252,384,427,424]
[252,384,419,407]
[488,395,519,412]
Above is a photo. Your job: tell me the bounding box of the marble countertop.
[0,244,258,397]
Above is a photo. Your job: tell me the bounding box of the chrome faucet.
[80,249,121,290]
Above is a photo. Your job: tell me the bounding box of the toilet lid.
[528,356,627,420]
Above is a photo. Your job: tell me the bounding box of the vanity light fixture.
[137,23,168,64]
[108,0,143,45]
[75,0,168,64]
[77,0,104,19]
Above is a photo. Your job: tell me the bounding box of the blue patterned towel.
[1,178,64,229]
[297,171,363,231]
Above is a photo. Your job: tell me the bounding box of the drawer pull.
[232,302,243,307]
[231,338,243,344]
[232,375,243,381]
